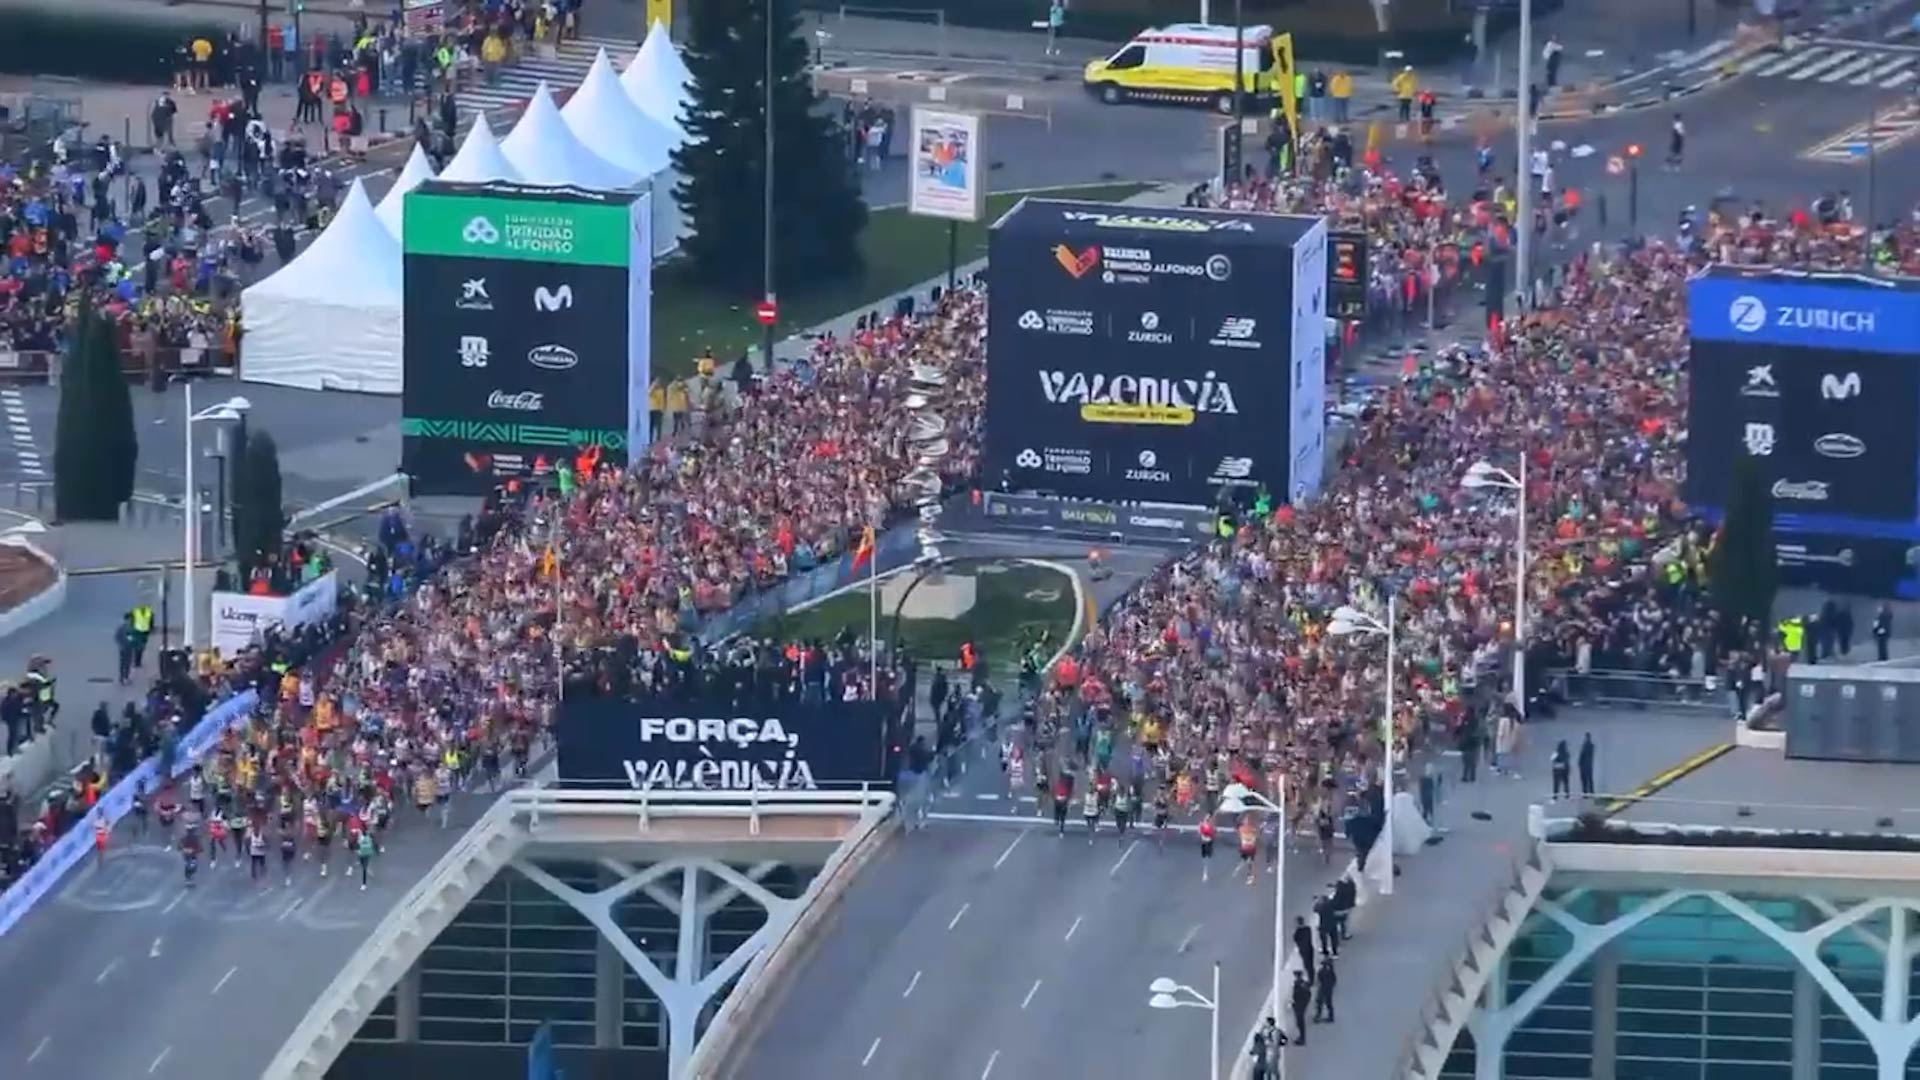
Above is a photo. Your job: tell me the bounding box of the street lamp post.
[1515,0,1534,311]
[762,0,777,371]
[181,383,252,652]
[1328,597,1396,896]
[1221,779,1287,1079]
[1148,963,1222,1080]
[1463,457,1528,714]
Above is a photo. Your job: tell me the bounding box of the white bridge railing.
[263,784,894,1080]
[515,784,896,834]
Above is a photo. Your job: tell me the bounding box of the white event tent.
[562,49,684,257]
[501,83,637,189]
[375,143,435,240]
[439,115,520,183]
[241,179,403,394]
[621,21,691,143]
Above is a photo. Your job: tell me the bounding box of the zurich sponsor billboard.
[555,695,894,791]
[984,198,1322,506]
[1686,269,1920,590]
[402,181,652,495]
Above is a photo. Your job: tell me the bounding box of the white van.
[1083,23,1281,113]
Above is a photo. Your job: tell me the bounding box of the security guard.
[129,603,155,669]
[22,657,57,733]
[1778,616,1804,658]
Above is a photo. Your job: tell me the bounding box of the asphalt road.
[0,790,492,1080]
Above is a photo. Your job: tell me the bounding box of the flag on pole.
[852,525,876,571]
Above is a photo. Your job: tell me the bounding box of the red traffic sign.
[754,300,778,326]
[1606,155,1625,175]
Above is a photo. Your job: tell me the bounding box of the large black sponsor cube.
[1687,267,1920,596]
[984,200,1328,507]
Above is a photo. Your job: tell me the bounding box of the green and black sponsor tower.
[402,180,653,494]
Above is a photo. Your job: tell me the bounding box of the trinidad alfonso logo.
[462,216,500,245]
[1052,244,1100,279]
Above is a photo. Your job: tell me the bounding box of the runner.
[314,809,334,878]
[1082,783,1101,843]
[279,826,298,886]
[248,828,268,882]
[180,828,200,888]
[1112,785,1132,837]
[1197,814,1217,883]
[1052,771,1071,836]
[229,801,250,870]
[1315,803,1336,864]
[355,827,376,889]
[187,766,207,817]
[435,759,455,828]
[131,780,151,839]
[208,808,230,868]
[91,809,109,869]
[1153,787,1171,849]
[1237,815,1259,886]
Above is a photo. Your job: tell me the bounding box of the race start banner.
[401,181,652,495]
[556,695,895,792]
[983,199,1327,507]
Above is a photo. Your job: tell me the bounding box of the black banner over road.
[555,695,894,791]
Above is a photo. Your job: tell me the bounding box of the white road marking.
[903,970,921,998]
[1887,68,1917,87]
[1064,915,1082,942]
[1756,46,1824,77]
[150,937,163,958]
[862,1037,882,1067]
[1822,54,1882,82]
[27,1036,49,1063]
[1854,56,1913,84]
[974,792,1000,800]
[95,959,119,983]
[1110,839,1139,877]
[162,892,186,915]
[212,966,238,994]
[1178,923,1204,953]
[948,902,970,931]
[1791,48,1859,80]
[992,830,1025,870]
[148,1046,171,1074]
[277,896,304,922]
[1021,979,1042,1009]
[981,1050,1001,1079]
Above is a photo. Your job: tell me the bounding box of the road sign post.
[755,299,778,327]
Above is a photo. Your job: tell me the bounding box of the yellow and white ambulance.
[1082,22,1288,113]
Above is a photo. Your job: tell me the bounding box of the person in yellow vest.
[1391,65,1417,123]
[129,603,155,670]
[647,378,665,441]
[481,30,508,86]
[190,36,214,93]
[1778,617,1804,657]
[665,378,689,434]
[1329,68,1353,123]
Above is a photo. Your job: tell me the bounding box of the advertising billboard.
[907,106,985,223]
[984,199,1326,507]
[401,181,652,495]
[1686,268,1920,595]
[555,695,895,791]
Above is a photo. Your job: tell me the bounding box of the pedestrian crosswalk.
[1732,39,1920,90]
[455,34,640,121]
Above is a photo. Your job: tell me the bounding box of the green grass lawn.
[754,557,1082,682]
[650,182,1152,378]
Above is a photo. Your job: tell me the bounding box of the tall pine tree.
[673,0,867,295]
[1707,455,1779,651]
[54,301,133,521]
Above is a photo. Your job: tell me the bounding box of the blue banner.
[0,689,260,938]
[1689,271,1920,353]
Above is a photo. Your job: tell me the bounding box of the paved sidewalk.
[1267,707,1731,1080]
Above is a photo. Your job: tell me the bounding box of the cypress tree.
[233,430,285,584]
[53,301,122,521]
[673,0,867,295]
[1707,455,1779,651]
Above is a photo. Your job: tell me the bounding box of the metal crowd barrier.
[0,346,235,384]
[1547,667,1723,711]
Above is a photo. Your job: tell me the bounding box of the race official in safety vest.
[129,603,155,670]
[1778,617,1804,657]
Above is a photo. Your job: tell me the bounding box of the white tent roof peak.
[440,114,519,183]
[560,49,674,177]
[376,143,436,238]
[621,28,690,143]
[247,179,400,307]
[501,81,639,190]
